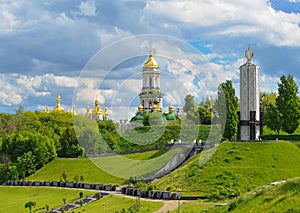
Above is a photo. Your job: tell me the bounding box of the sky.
[1,0,300,120]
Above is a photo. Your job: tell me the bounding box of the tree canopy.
[214,80,239,140]
[276,74,300,134]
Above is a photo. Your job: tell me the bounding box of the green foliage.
[183,94,199,124]
[214,80,239,140]
[198,97,214,125]
[260,92,276,114]
[142,112,165,126]
[25,201,36,213]
[79,192,84,198]
[263,103,282,134]
[276,74,300,134]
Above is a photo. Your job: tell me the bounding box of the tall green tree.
[198,97,214,125]
[276,74,300,134]
[260,92,277,115]
[214,80,239,140]
[263,103,282,134]
[183,94,199,124]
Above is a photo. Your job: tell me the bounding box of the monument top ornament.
[245,44,254,62]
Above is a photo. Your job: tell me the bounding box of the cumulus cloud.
[1,0,300,116]
[78,1,97,16]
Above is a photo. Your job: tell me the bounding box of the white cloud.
[78,1,97,17]
[144,0,300,46]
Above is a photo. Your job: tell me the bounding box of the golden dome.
[138,105,143,113]
[103,106,109,117]
[144,50,159,69]
[53,94,64,113]
[93,98,102,116]
[152,104,158,112]
[169,104,174,113]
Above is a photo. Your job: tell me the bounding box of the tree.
[260,92,276,115]
[198,97,214,125]
[183,94,199,124]
[142,112,165,126]
[25,201,36,213]
[264,104,282,134]
[276,74,300,134]
[17,151,37,178]
[214,80,239,140]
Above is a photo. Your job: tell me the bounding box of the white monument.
[239,45,260,141]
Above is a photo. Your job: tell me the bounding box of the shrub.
[79,192,84,198]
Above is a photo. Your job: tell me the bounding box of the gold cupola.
[103,106,109,120]
[93,98,102,116]
[169,104,174,113]
[138,105,143,113]
[143,50,159,69]
[53,94,65,113]
[152,104,158,112]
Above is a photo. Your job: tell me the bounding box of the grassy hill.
[0,187,163,213]
[209,177,300,212]
[0,186,95,213]
[27,148,182,184]
[154,142,300,199]
[74,194,163,213]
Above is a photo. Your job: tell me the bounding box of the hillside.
[27,149,182,184]
[209,177,300,212]
[0,186,96,213]
[154,142,300,199]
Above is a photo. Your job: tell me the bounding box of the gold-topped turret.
[53,94,65,113]
[138,105,143,113]
[103,106,109,120]
[245,44,254,62]
[93,98,102,117]
[43,106,49,113]
[169,104,174,113]
[152,104,158,112]
[144,49,159,69]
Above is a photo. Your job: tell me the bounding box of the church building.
[131,50,179,123]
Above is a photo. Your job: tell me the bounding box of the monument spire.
[239,45,260,141]
[245,44,254,62]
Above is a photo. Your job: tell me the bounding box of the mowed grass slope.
[209,177,300,213]
[0,186,95,213]
[75,194,163,213]
[27,149,182,184]
[155,142,300,196]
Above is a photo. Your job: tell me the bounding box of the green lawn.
[27,148,182,184]
[209,177,300,213]
[0,186,95,213]
[154,142,300,198]
[75,194,163,213]
[90,148,182,179]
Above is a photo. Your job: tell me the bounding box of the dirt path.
[152,200,178,213]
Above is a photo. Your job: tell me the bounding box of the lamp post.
[102,202,106,213]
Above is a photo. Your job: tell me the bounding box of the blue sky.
[1,0,300,119]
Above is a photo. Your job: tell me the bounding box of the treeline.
[0,108,222,183]
[0,111,83,182]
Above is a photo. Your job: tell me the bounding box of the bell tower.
[238,45,260,141]
[139,50,163,112]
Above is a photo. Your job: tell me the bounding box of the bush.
[79,192,84,198]
[228,201,237,211]
[261,134,300,141]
